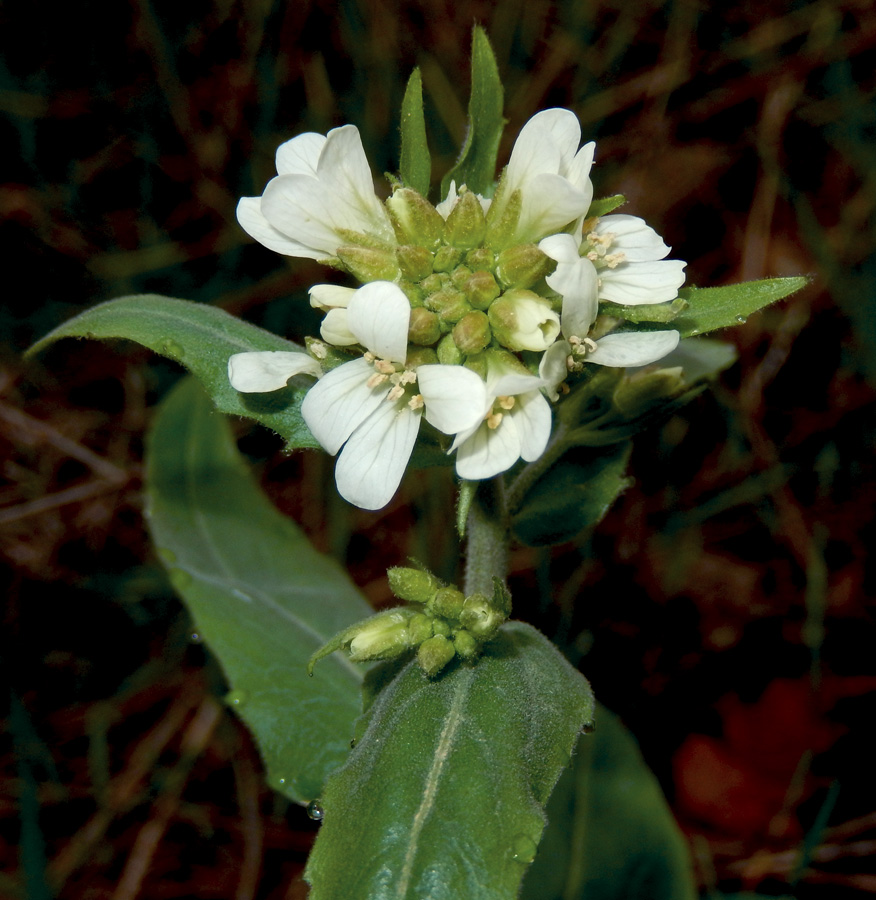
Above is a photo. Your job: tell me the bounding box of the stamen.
[374,359,396,374]
[408,394,424,410]
[487,412,503,430]
[398,370,417,386]
[364,351,376,362]
[497,395,515,411]
[367,372,389,388]
[387,384,405,402]
[309,342,328,360]
[604,252,626,269]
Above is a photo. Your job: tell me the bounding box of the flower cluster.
[229,109,686,509]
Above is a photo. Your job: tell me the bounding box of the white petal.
[490,371,545,397]
[435,180,459,219]
[228,351,321,392]
[236,196,323,260]
[540,235,599,337]
[566,141,596,193]
[309,284,356,310]
[599,259,687,305]
[587,330,680,367]
[455,418,522,481]
[334,401,421,509]
[597,214,670,261]
[301,358,385,454]
[261,174,346,258]
[513,391,552,461]
[539,341,570,401]
[518,172,591,241]
[417,365,488,434]
[346,282,410,362]
[275,132,326,176]
[320,308,357,346]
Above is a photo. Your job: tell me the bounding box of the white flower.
[237,126,395,261]
[494,108,595,245]
[450,355,553,481]
[586,214,687,306]
[229,282,487,510]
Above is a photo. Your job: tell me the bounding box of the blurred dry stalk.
[2,0,876,897]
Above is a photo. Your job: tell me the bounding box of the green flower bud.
[450,265,473,290]
[485,180,522,250]
[433,245,463,273]
[426,288,472,325]
[417,634,456,677]
[462,270,501,311]
[453,630,479,659]
[386,187,445,248]
[459,593,505,639]
[444,189,487,249]
[420,272,447,295]
[495,244,554,289]
[430,586,465,620]
[465,247,495,270]
[408,307,442,345]
[488,290,561,352]
[437,334,463,366]
[397,244,434,281]
[408,612,435,645]
[347,610,414,661]
[432,618,452,637]
[452,311,491,355]
[387,566,442,604]
[406,346,439,367]
[337,246,401,282]
[464,352,488,379]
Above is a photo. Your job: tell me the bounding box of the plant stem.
[463,478,508,596]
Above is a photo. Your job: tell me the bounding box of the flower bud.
[408,613,435,645]
[346,610,414,661]
[450,265,473,290]
[453,630,479,659]
[406,346,439,367]
[488,290,561,351]
[452,311,491,355]
[433,245,463,273]
[408,307,442,345]
[387,566,442,604]
[432,617,452,637]
[430,586,465,620]
[465,247,495,270]
[386,187,445,247]
[485,181,522,250]
[437,334,463,366]
[337,246,400,282]
[459,593,505,639]
[417,634,456,677]
[309,284,356,311]
[397,245,434,281]
[495,244,554,289]
[463,270,501,311]
[444,189,487,249]
[426,288,472,325]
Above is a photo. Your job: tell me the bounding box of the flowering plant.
[30,28,807,900]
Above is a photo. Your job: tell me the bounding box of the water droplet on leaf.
[225,689,248,707]
[189,632,202,644]
[307,800,324,821]
[735,314,747,324]
[162,339,184,359]
[511,834,537,863]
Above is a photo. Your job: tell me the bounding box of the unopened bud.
[406,346,439,367]
[450,265,473,290]
[408,307,442,345]
[337,246,400,282]
[433,245,463,273]
[430,586,465,620]
[386,188,445,248]
[347,610,414,661]
[437,334,463,366]
[444,188,487,249]
[463,270,501,310]
[453,630,479,659]
[465,247,495,270]
[459,593,505,639]
[426,288,472,325]
[387,566,442,604]
[495,244,554,289]
[485,180,522,250]
[417,634,456,677]
[488,290,561,352]
[452,311,491,355]
[397,245,434,281]
[408,613,435,645]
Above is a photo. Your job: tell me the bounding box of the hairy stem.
[463,478,508,596]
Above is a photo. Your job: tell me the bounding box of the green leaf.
[440,27,505,199]
[399,68,431,196]
[521,705,697,900]
[511,443,633,547]
[305,622,594,900]
[601,296,688,324]
[145,377,373,803]
[587,194,626,218]
[675,276,810,338]
[28,294,320,449]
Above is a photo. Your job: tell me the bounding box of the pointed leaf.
[675,276,810,338]
[145,378,373,802]
[587,194,626,218]
[28,294,320,449]
[440,27,505,199]
[399,68,431,196]
[521,706,697,900]
[305,622,594,900]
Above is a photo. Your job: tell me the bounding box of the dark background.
[2,1,875,897]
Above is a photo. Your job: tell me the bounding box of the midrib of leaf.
[396,667,473,898]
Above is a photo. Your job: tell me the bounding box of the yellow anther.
[387,384,405,402]
[367,372,389,388]
[487,412,504,430]
[497,395,515,410]
[408,394,425,410]
[374,359,396,374]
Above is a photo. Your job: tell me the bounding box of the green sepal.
[674,275,811,338]
[27,294,320,449]
[399,68,431,196]
[456,479,478,537]
[587,194,626,218]
[440,27,505,199]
